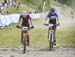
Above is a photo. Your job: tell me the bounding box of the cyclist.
[44,8,60,46]
[17,11,34,47]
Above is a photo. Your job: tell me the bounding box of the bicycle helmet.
[50,8,55,12]
[21,11,28,16]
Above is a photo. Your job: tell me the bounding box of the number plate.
[22,27,28,31]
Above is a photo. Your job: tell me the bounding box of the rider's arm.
[56,17,60,25]
[29,18,33,26]
[17,15,22,26]
[56,14,60,25]
[44,13,50,24]
[44,17,49,24]
[55,13,60,25]
[28,15,33,26]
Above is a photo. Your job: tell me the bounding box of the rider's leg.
[54,29,56,44]
[26,31,30,46]
[22,31,26,44]
[53,26,56,45]
[21,30,24,43]
[25,31,30,46]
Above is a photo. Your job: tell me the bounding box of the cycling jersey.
[19,14,31,27]
[47,12,58,24]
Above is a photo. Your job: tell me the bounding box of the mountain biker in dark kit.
[44,8,60,46]
[17,11,34,47]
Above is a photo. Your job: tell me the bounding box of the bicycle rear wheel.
[23,36,26,53]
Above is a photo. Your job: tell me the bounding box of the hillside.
[1,0,75,14]
[50,1,74,16]
[56,0,75,9]
[17,0,75,11]
[16,0,50,12]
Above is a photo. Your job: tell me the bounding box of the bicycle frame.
[48,29,54,42]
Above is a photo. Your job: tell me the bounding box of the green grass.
[0,24,75,48]
[0,24,48,48]
[57,28,75,47]
[0,25,21,47]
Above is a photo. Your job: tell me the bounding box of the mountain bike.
[44,24,59,51]
[16,26,34,53]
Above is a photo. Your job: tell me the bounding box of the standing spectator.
[0,3,2,14]
[12,0,16,7]
[4,0,8,8]
[16,2,20,10]
[71,11,74,19]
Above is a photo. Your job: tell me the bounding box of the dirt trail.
[0,47,75,57]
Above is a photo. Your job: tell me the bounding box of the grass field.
[0,22,75,48]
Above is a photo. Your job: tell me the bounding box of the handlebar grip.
[31,26,34,29]
[16,26,21,29]
[43,24,48,26]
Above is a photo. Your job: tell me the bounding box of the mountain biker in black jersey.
[44,8,60,46]
[17,11,34,47]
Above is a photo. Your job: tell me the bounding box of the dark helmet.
[50,8,55,12]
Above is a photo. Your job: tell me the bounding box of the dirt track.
[0,47,75,57]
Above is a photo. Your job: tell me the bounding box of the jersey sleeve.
[55,13,58,17]
[19,15,22,19]
[47,13,50,18]
[27,15,31,20]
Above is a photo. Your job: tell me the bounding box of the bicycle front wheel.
[49,32,53,51]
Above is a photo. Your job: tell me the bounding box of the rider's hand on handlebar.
[16,25,19,28]
[43,23,48,26]
[43,22,46,25]
[58,23,60,26]
[31,26,34,29]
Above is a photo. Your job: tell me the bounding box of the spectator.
[6,11,10,14]
[0,3,2,14]
[71,11,74,19]
[16,2,20,10]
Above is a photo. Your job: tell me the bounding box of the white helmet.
[21,11,28,16]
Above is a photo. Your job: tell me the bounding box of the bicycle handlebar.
[43,24,59,27]
[16,25,34,29]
